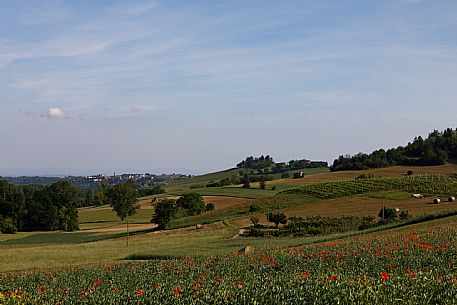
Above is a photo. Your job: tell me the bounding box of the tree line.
[0,180,79,233]
[237,155,328,173]
[331,128,457,171]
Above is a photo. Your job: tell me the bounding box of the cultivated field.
[2,164,457,303]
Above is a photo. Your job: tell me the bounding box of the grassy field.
[163,168,241,192]
[3,215,457,304]
[2,164,457,275]
[163,167,330,193]
[167,186,277,198]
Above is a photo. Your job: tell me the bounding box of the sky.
[1,0,457,176]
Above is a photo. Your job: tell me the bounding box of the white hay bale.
[412,194,423,198]
[449,196,456,202]
[196,224,202,229]
[395,208,400,213]
[433,198,441,204]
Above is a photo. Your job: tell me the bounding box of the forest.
[0,180,79,233]
[331,128,457,171]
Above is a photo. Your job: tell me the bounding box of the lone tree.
[151,199,176,229]
[266,212,287,228]
[105,180,139,246]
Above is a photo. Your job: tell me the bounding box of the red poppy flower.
[408,273,417,278]
[215,277,222,282]
[381,272,389,280]
[94,281,100,286]
[173,291,180,297]
[329,275,338,281]
[136,289,143,295]
[354,277,360,282]
[39,286,46,291]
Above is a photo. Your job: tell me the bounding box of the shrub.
[378,207,398,223]
[249,205,261,212]
[259,180,266,190]
[205,203,215,211]
[356,173,376,180]
[281,172,290,179]
[0,218,17,234]
[399,210,411,220]
[266,212,287,227]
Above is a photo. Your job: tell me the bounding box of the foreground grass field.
[2,218,457,304]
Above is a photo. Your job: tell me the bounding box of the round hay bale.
[196,224,202,229]
[433,198,441,204]
[395,208,400,213]
[449,196,456,202]
[238,246,254,256]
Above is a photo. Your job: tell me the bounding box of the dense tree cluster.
[0,180,79,233]
[237,155,274,169]
[237,155,328,173]
[331,128,457,171]
[151,193,208,229]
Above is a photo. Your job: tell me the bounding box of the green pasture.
[163,167,329,193]
[164,168,241,192]
[168,186,277,198]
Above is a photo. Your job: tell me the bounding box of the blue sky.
[1,0,456,176]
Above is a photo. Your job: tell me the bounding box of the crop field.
[283,175,457,199]
[2,222,457,304]
[272,164,457,187]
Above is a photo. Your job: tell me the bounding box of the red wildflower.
[215,277,222,282]
[329,275,338,281]
[176,287,182,291]
[82,290,88,295]
[408,273,417,278]
[111,287,119,291]
[381,272,389,280]
[136,289,143,295]
[39,286,46,291]
[89,287,95,291]
[173,291,180,297]
[354,277,360,282]
[94,281,100,286]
